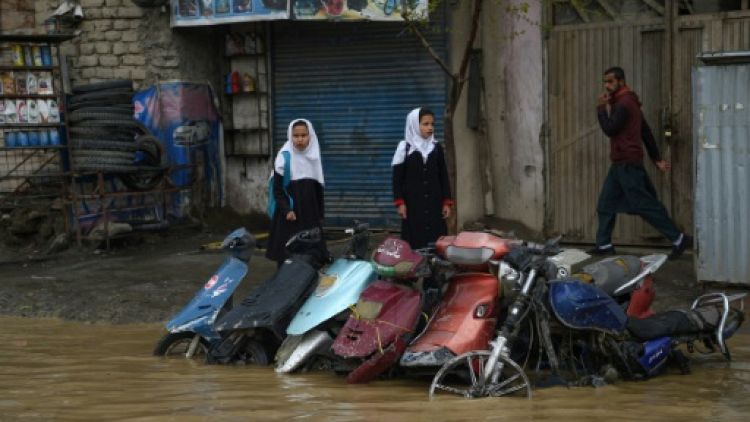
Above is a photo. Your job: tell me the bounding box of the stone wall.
[28,1,222,90]
[1,0,36,33]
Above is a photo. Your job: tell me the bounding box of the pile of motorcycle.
[153,225,746,401]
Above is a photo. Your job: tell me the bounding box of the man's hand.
[286,211,297,221]
[655,160,671,173]
[397,204,407,219]
[597,92,610,107]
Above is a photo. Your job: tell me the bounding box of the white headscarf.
[274,119,325,185]
[391,107,436,166]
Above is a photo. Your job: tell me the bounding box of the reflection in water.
[0,317,748,421]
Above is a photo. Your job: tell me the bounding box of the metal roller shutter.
[272,17,447,228]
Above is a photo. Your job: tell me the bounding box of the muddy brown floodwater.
[1,317,749,421]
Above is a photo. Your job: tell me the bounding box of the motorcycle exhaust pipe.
[275,330,333,373]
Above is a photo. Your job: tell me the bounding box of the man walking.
[590,66,691,260]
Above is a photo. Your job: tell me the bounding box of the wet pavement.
[1,317,749,421]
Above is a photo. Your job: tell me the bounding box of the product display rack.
[223,23,273,158]
[0,33,74,211]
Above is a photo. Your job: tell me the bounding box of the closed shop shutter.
[272,17,447,228]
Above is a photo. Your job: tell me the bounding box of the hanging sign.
[171,0,290,27]
[291,0,428,21]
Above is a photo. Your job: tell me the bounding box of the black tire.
[69,100,133,109]
[74,119,150,134]
[70,111,136,123]
[74,163,139,173]
[71,94,134,108]
[72,80,133,94]
[153,332,209,358]
[70,127,137,141]
[238,339,271,365]
[67,106,133,116]
[118,144,165,191]
[135,134,165,162]
[70,138,138,152]
[71,87,133,100]
[73,157,136,172]
[72,150,135,160]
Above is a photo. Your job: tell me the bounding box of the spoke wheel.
[429,351,532,400]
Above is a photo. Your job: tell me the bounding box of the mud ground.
[0,217,746,325]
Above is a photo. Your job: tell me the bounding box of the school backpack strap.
[266,150,294,218]
[281,150,294,210]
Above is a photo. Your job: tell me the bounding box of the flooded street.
[1,317,748,421]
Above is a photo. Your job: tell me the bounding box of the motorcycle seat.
[372,237,424,278]
[626,307,731,341]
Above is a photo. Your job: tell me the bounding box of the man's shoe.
[669,234,693,260]
[587,245,616,255]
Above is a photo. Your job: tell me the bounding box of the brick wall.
[0,0,36,33]
[9,0,224,90]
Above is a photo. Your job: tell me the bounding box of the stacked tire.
[68,80,165,190]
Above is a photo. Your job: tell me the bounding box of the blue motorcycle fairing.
[166,256,248,340]
[286,259,377,336]
[548,279,627,335]
[637,336,672,377]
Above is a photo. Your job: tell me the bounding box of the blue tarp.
[134,81,224,217]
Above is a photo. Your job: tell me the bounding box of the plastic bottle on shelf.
[5,131,17,147]
[17,131,29,147]
[49,128,60,145]
[28,130,39,146]
[41,45,53,66]
[39,129,49,146]
[23,45,33,66]
[32,45,43,67]
[11,44,24,67]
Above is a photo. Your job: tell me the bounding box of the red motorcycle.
[331,237,430,384]
[400,231,659,371]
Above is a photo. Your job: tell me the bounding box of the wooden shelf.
[0,65,56,72]
[0,33,75,43]
[0,123,64,128]
[0,94,57,99]
[0,145,64,151]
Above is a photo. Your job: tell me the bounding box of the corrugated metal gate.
[693,63,750,285]
[547,8,750,245]
[547,20,673,244]
[271,20,447,228]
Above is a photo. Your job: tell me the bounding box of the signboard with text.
[171,0,290,27]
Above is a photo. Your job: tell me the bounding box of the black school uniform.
[265,174,325,263]
[392,143,452,250]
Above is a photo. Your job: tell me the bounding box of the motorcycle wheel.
[237,339,271,365]
[153,332,209,359]
[428,351,532,400]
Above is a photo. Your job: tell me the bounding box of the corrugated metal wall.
[547,20,673,244]
[693,64,750,285]
[271,20,447,228]
[547,12,750,245]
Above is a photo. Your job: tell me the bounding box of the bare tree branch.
[643,0,666,15]
[453,0,483,110]
[405,22,454,77]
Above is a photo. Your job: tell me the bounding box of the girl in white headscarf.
[266,119,326,265]
[391,107,453,249]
